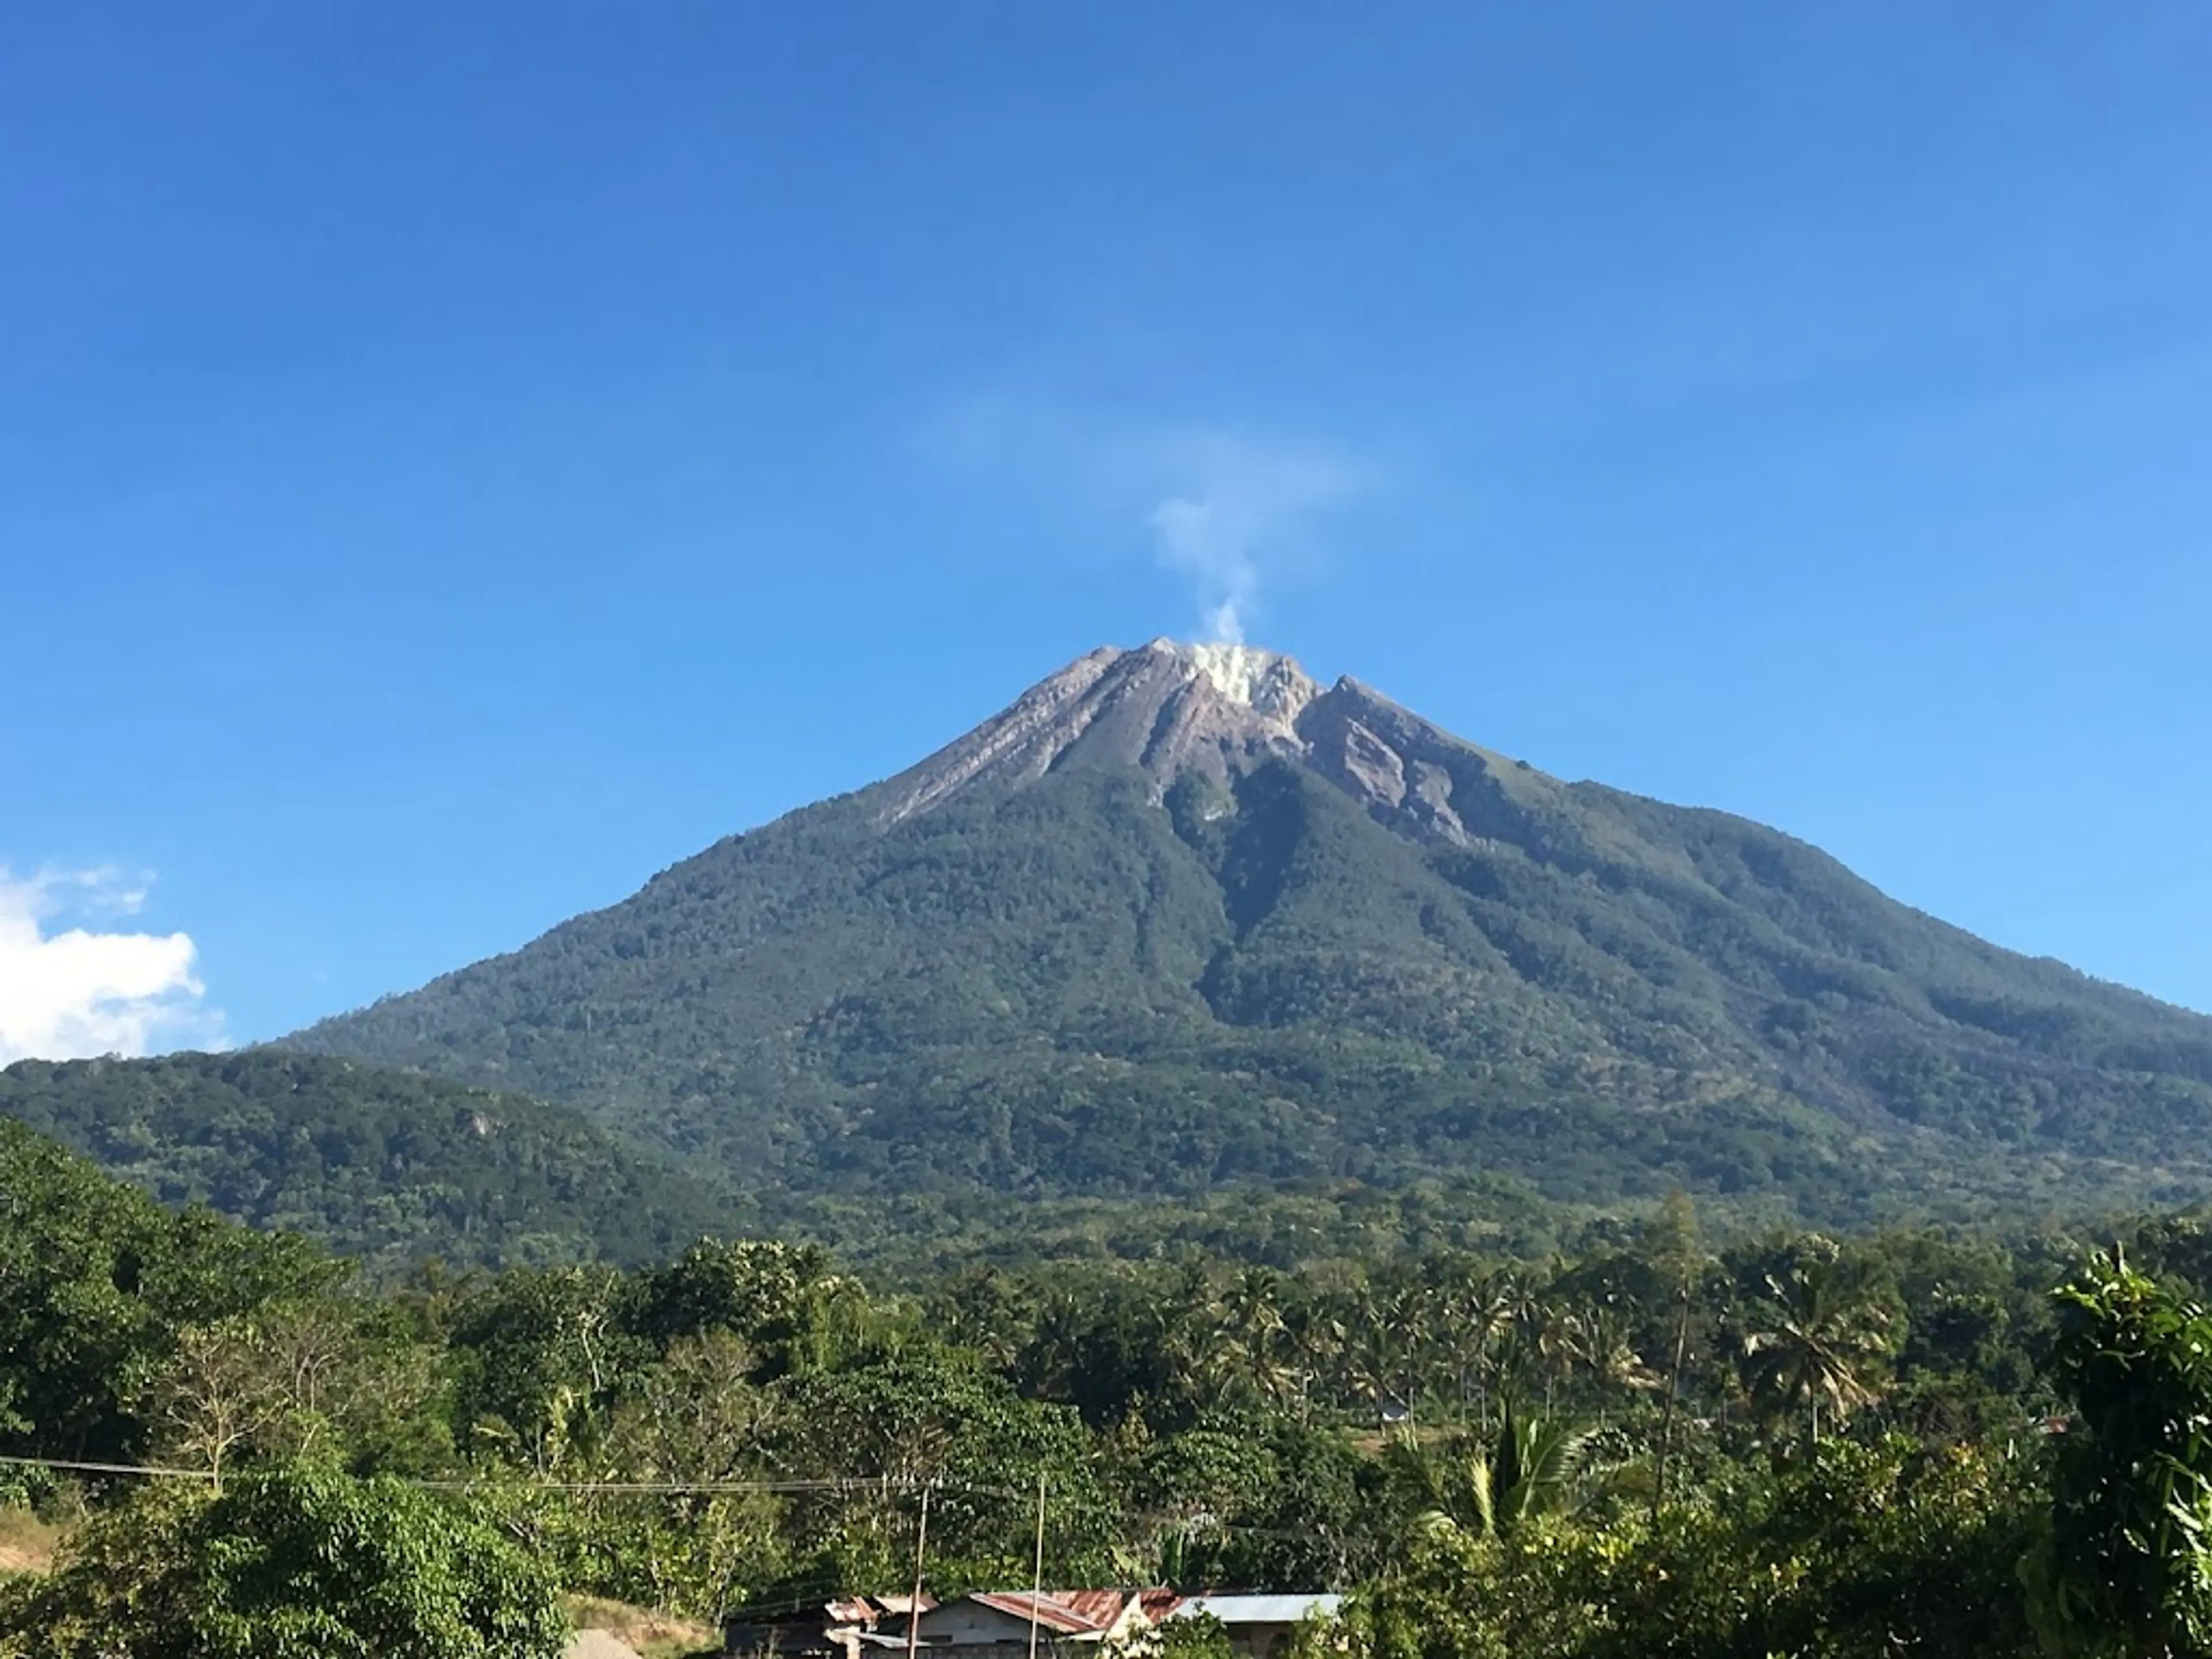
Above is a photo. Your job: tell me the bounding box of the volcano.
[283,641,2212,1225]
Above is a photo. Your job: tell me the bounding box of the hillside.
[285,640,2212,1227]
[0,1051,740,1270]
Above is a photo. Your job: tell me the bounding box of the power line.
[0,1453,215,1482]
[0,1451,1035,1503]
[1,1452,1327,1547]
[422,1476,896,1494]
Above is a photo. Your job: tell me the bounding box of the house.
[1162,1594,1343,1659]
[884,1590,1340,1659]
[726,1594,937,1659]
[889,1590,1169,1659]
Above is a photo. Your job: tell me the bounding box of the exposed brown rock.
[872,639,1535,847]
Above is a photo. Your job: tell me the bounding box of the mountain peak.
[870,639,1506,844]
[874,641,1320,824]
[1145,638,1318,718]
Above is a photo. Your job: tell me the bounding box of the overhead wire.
[0,1453,217,1482]
[0,1452,1031,1503]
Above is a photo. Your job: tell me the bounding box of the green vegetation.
[25,736,2209,1273]
[2,1467,566,1659]
[13,1115,2212,1654]
[2027,1248,2212,1654]
[0,1051,740,1271]
[283,755,2212,1229]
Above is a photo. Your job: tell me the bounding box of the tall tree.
[0,1464,566,1659]
[2028,1247,2212,1658]
[1215,1267,1297,1410]
[1645,1191,1708,1514]
[1738,1240,1893,1452]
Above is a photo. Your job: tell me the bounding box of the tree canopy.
[278,755,2212,1234]
[6,1115,2212,1656]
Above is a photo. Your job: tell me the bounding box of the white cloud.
[0,866,224,1065]
[1145,430,1368,644]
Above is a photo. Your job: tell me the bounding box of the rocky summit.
[878,640,1520,850]
[280,642,2212,1229]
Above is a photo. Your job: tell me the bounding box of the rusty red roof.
[967,1592,1133,1635]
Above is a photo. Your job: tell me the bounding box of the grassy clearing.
[0,1509,63,1578]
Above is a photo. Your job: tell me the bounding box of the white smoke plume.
[1150,496,1260,644]
[1146,431,1366,644]
[0,866,223,1063]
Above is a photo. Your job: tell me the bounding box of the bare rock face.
[874,639,1538,846]
[874,641,1316,823]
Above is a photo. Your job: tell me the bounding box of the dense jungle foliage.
[287,758,2212,1228]
[0,1051,734,1271]
[12,1115,2212,1656]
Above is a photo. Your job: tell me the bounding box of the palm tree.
[1437,1279,1512,1426]
[1578,1302,1662,1405]
[1384,1282,1431,1425]
[1738,1243,1893,1452]
[1527,1298,1588,1413]
[1160,1262,1219,1402]
[1400,1404,1611,1540]
[1214,1267,1297,1409]
[1346,1287,1398,1424]
[1281,1300,1343,1421]
[1463,1274,1520,1428]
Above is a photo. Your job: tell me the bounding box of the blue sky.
[5,3,2210,1055]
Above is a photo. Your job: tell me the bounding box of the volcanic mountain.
[284,640,2212,1225]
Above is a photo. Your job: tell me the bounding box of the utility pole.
[1653,1283,1693,1522]
[1027,1474,1047,1659]
[906,1482,932,1659]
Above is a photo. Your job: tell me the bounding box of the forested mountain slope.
[285,641,2212,1225]
[0,1051,737,1270]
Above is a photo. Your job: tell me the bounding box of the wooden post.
[1653,1284,1692,1521]
[906,1482,932,1659]
[1027,1474,1047,1659]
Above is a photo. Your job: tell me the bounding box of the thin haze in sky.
[5,3,2209,1051]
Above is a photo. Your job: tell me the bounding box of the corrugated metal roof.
[1056,1591,1137,1629]
[1165,1595,1342,1626]
[968,1592,1127,1635]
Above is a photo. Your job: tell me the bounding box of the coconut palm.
[1486,1283,1557,1407]
[1400,1404,1611,1540]
[1579,1302,1663,1404]
[1437,1279,1512,1426]
[1213,1267,1297,1409]
[1384,1282,1431,1424]
[1281,1299,1343,1421]
[1346,1287,1399,1423]
[1738,1243,1893,1452]
[1460,1274,1520,1427]
[1527,1298,1588,1413]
